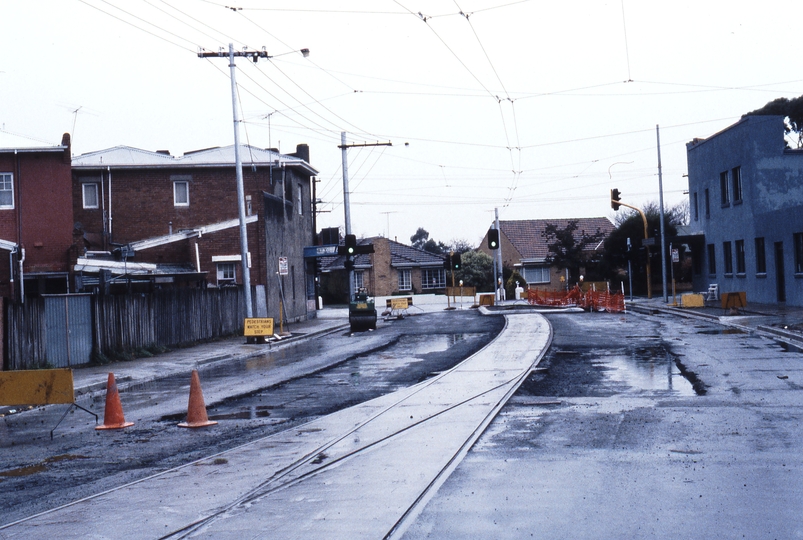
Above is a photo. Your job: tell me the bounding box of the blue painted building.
[686,115,803,305]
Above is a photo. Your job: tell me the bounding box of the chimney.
[293,143,310,163]
[61,132,71,164]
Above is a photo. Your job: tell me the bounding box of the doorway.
[774,241,786,302]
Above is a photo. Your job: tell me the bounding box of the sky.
[2,1,802,247]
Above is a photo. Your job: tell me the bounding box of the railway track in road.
[1,313,552,540]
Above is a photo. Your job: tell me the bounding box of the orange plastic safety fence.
[527,287,625,313]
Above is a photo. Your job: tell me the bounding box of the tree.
[543,220,606,284]
[410,227,448,255]
[455,251,494,291]
[600,201,686,294]
[743,95,803,148]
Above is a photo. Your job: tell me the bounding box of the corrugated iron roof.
[72,144,318,175]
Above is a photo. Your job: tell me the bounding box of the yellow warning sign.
[0,369,74,406]
[244,317,274,337]
[390,298,409,310]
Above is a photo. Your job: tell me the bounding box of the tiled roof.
[319,237,445,271]
[500,217,615,261]
[385,238,445,267]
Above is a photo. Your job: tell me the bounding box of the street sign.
[278,257,289,275]
[672,248,679,263]
[244,318,274,337]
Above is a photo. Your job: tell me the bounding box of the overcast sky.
[2,1,802,246]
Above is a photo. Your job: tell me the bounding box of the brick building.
[0,133,74,300]
[71,143,319,322]
[320,237,447,301]
[477,217,614,290]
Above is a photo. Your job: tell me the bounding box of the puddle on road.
[599,348,698,397]
[0,454,89,477]
[697,328,746,335]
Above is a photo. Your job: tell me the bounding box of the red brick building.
[0,133,74,300]
[71,143,319,322]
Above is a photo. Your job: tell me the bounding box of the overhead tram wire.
[141,0,232,45]
[78,0,197,53]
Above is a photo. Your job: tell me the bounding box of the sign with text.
[278,257,289,275]
[244,318,274,337]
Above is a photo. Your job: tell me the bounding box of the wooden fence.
[5,288,249,371]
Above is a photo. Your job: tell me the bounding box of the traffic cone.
[178,370,217,428]
[96,373,134,430]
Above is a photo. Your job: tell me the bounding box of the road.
[0,310,504,527]
[3,307,802,539]
[402,311,803,539]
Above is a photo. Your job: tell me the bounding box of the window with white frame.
[82,183,99,209]
[297,183,304,215]
[422,268,445,289]
[216,262,236,285]
[522,265,550,284]
[0,173,13,209]
[352,270,364,291]
[398,269,412,291]
[172,176,190,206]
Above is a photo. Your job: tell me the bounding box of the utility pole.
[494,208,503,302]
[657,124,668,303]
[338,134,392,299]
[198,44,259,318]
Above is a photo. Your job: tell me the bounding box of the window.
[522,265,551,284]
[0,172,13,209]
[216,262,236,285]
[352,270,364,291]
[422,268,446,289]
[723,241,733,275]
[398,269,411,291]
[172,176,190,206]
[82,183,99,209]
[732,166,742,204]
[693,192,699,221]
[720,171,730,206]
[755,237,766,274]
[707,244,716,275]
[735,239,745,275]
[794,233,803,274]
[297,184,303,215]
[704,189,710,218]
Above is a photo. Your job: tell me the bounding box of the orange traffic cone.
[96,373,134,430]
[178,370,218,428]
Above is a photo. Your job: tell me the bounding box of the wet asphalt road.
[0,311,503,527]
[402,311,803,539]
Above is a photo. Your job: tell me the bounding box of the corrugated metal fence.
[6,288,248,370]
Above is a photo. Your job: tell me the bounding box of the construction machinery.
[349,288,377,332]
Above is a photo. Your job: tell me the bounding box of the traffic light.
[443,256,451,269]
[338,234,358,256]
[488,228,500,250]
[611,188,621,211]
[452,253,461,270]
[345,234,357,255]
[344,259,355,270]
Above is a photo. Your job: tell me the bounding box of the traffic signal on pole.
[344,259,355,270]
[452,253,461,270]
[345,234,357,255]
[611,188,622,211]
[488,228,500,250]
[443,256,451,269]
[338,234,359,256]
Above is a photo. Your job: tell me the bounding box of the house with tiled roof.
[319,236,447,302]
[478,217,614,290]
